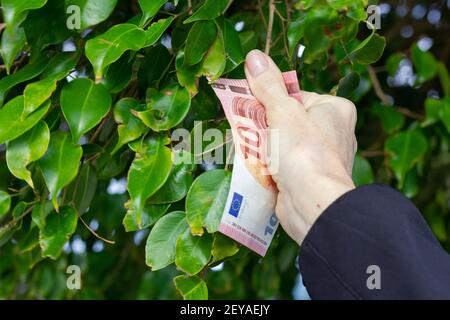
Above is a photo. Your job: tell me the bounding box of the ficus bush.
[0,0,449,299]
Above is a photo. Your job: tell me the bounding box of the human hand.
[244,49,357,245]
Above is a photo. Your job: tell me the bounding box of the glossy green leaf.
[126,135,172,226]
[39,206,78,259]
[102,52,134,93]
[145,211,189,270]
[186,169,231,235]
[23,77,58,116]
[6,121,50,188]
[37,132,83,210]
[198,35,227,81]
[0,54,49,106]
[0,191,11,218]
[184,21,217,66]
[138,0,167,26]
[352,155,374,187]
[386,53,404,76]
[0,25,26,74]
[336,72,360,99]
[41,52,80,80]
[65,0,118,30]
[0,96,51,144]
[173,275,208,300]
[210,233,239,264]
[438,97,450,134]
[112,98,147,154]
[175,230,213,275]
[123,202,170,232]
[385,130,428,187]
[220,18,245,73]
[348,33,386,64]
[1,0,48,26]
[31,201,53,230]
[138,44,171,91]
[145,17,174,47]
[60,78,112,143]
[176,51,200,95]
[65,164,97,215]
[137,85,191,132]
[184,0,229,24]
[85,23,146,80]
[149,151,195,204]
[411,44,437,84]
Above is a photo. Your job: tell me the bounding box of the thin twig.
[187,0,192,14]
[265,0,275,54]
[367,66,424,120]
[284,0,291,24]
[78,213,115,244]
[258,0,268,29]
[367,66,390,105]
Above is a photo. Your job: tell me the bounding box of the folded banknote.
[211,71,302,256]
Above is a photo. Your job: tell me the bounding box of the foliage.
[0,0,449,300]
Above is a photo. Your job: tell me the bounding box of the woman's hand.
[244,49,357,245]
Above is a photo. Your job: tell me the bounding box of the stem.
[265,0,275,54]
[78,212,115,244]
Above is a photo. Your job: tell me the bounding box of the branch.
[78,212,115,244]
[265,0,275,54]
[367,66,424,121]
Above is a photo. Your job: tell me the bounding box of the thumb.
[244,50,304,123]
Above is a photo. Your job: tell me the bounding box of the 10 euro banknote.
[211,71,302,256]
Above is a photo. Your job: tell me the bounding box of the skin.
[244,49,357,245]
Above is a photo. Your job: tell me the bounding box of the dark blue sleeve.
[298,184,450,299]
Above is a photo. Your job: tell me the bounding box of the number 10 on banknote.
[211,71,302,256]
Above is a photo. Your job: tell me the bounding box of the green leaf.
[60,78,112,143]
[145,211,189,270]
[186,169,231,235]
[102,52,134,93]
[39,206,77,259]
[210,233,239,264]
[65,164,97,215]
[0,54,49,106]
[1,0,48,26]
[352,155,374,186]
[41,52,80,80]
[184,21,218,66]
[145,17,174,47]
[385,130,428,188]
[23,77,58,117]
[173,275,208,300]
[0,191,11,218]
[6,121,50,188]
[0,25,26,74]
[336,72,360,99]
[411,44,437,84]
[126,135,172,226]
[138,44,171,91]
[176,51,200,95]
[65,0,119,30]
[348,33,386,64]
[220,18,245,73]
[137,85,191,132]
[31,201,53,230]
[0,96,51,145]
[112,98,147,154]
[423,98,441,127]
[37,132,83,211]
[123,202,170,232]
[373,105,405,134]
[85,23,146,81]
[184,0,229,24]
[198,34,226,81]
[149,151,195,204]
[175,230,213,275]
[138,0,167,26]
[287,17,304,58]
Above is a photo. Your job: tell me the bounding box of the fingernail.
[246,50,268,77]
